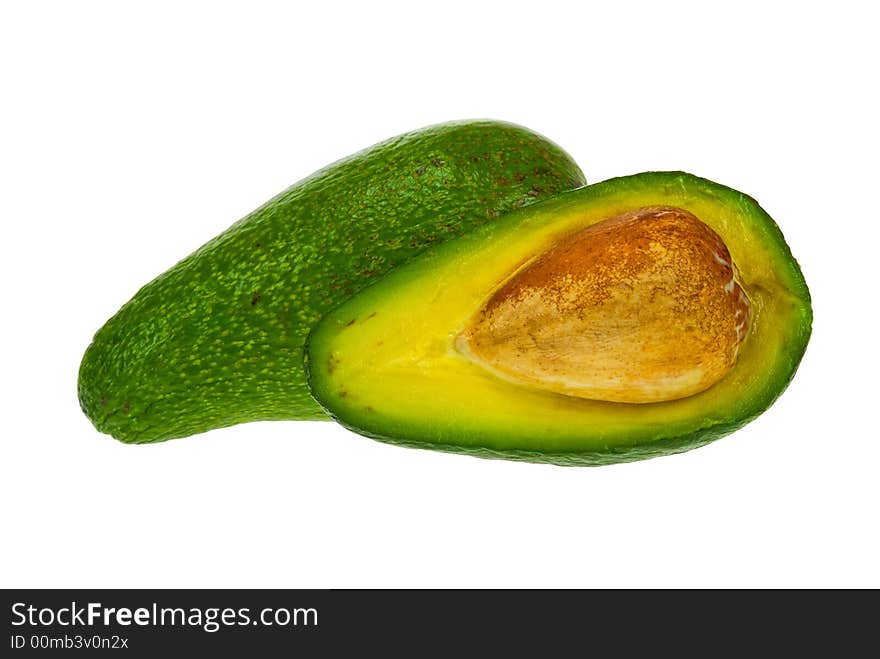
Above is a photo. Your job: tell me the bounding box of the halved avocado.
[305,172,812,465]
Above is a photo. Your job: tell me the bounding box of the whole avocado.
[79,120,585,443]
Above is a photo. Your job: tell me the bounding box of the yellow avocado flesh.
[306,172,812,465]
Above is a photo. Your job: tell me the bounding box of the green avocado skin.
[78,120,585,443]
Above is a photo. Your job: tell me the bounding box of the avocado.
[79,120,586,442]
[306,172,812,465]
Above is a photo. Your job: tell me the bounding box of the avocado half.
[305,172,812,465]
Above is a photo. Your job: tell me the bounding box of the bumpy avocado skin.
[305,172,812,466]
[79,120,585,443]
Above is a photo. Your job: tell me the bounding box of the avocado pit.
[457,206,751,403]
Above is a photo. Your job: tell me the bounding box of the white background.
[2,1,877,588]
